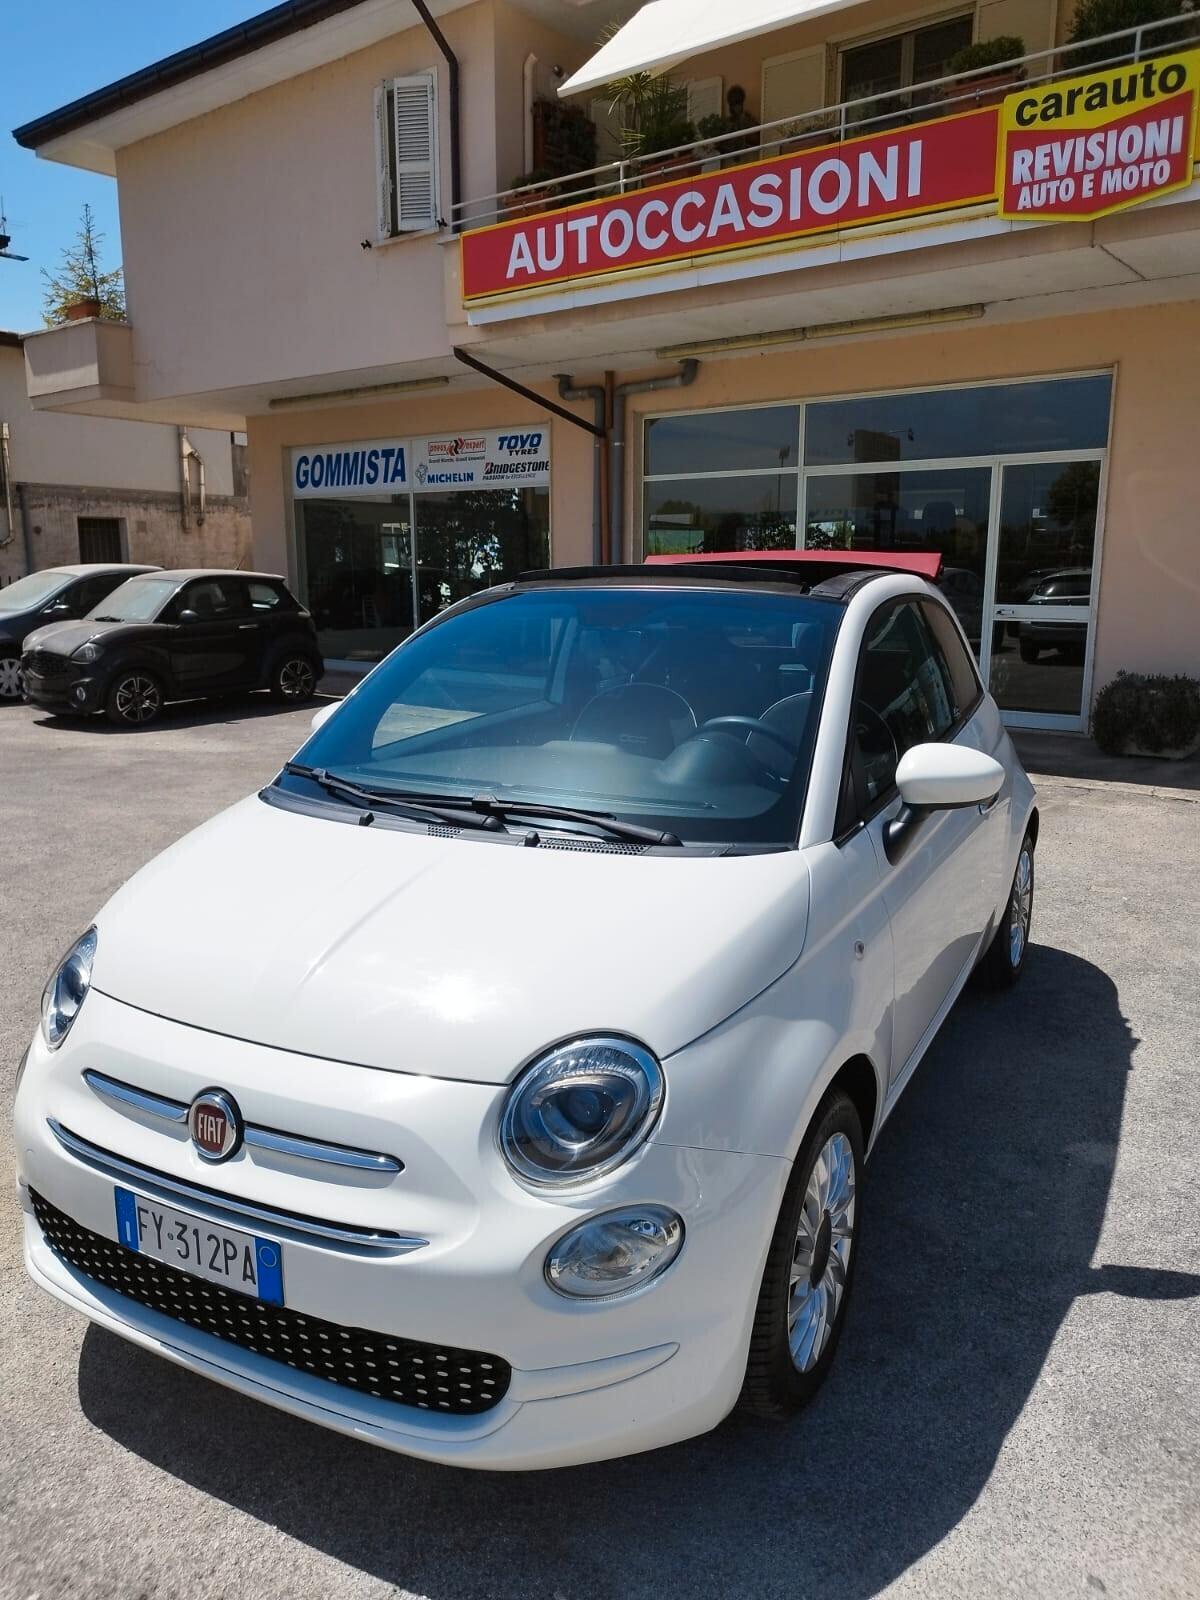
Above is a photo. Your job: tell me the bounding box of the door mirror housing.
[885,743,1005,865]
[310,702,337,732]
[177,608,199,624]
[895,743,1004,809]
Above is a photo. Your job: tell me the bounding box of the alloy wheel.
[0,656,23,700]
[114,674,161,724]
[1009,846,1034,966]
[789,1131,856,1373]
[278,657,316,699]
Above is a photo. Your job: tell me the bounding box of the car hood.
[22,619,136,654]
[90,794,811,1083]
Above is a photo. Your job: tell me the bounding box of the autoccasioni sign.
[461,49,1200,303]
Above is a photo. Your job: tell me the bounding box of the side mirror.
[885,743,1004,865]
[44,601,73,618]
[177,608,199,624]
[310,702,338,732]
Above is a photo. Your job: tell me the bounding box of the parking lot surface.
[2,697,1198,1600]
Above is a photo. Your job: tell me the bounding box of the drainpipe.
[0,422,15,548]
[610,360,698,563]
[555,373,605,565]
[17,483,33,572]
[411,0,461,230]
[179,428,207,529]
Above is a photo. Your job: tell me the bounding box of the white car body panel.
[14,567,1037,1469]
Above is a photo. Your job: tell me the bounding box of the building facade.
[0,332,251,585]
[13,0,1200,730]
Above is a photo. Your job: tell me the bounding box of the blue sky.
[1,1,268,333]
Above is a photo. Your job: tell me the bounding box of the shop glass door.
[984,459,1101,725]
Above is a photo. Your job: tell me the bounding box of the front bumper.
[14,991,789,1469]
[22,654,103,713]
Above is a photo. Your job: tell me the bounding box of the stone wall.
[0,482,253,585]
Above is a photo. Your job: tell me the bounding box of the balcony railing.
[454,12,1200,231]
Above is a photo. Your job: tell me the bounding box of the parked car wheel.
[741,1089,863,1417]
[105,669,164,728]
[976,832,1035,989]
[269,653,319,704]
[0,655,23,701]
[1019,638,1041,663]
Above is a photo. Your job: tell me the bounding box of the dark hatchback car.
[22,569,323,727]
[0,564,158,702]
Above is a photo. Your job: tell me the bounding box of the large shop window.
[642,374,1113,729]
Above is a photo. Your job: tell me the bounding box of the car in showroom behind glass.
[0,563,158,701]
[21,568,323,725]
[14,550,1037,1469]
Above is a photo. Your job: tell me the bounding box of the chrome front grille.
[32,1190,511,1415]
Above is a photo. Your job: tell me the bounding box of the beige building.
[13,0,1200,730]
[1,331,250,585]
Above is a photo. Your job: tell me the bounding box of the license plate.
[114,1188,284,1305]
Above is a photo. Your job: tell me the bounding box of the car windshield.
[88,578,180,622]
[0,571,70,611]
[281,585,840,847]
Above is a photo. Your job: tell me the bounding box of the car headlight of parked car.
[500,1036,664,1187]
[41,927,97,1049]
[71,643,102,663]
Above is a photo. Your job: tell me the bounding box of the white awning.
[560,0,864,99]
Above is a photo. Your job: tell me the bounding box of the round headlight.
[546,1206,684,1299]
[41,927,97,1049]
[71,642,101,663]
[500,1036,663,1187]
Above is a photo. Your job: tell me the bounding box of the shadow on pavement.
[27,692,335,737]
[77,946,1200,1600]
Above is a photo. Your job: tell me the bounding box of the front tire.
[269,653,319,704]
[741,1090,863,1417]
[0,655,23,701]
[976,831,1035,989]
[105,669,164,728]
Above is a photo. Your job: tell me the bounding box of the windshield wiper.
[91,615,121,622]
[381,789,682,847]
[283,764,503,832]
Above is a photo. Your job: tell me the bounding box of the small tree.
[42,203,126,324]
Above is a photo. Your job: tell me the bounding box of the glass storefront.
[291,429,551,662]
[642,375,1112,728]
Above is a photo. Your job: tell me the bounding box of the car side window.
[853,601,956,807]
[920,600,981,723]
[179,578,243,620]
[247,581,284,612]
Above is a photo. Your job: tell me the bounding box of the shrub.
[1092,671,1200,755]
[1066,0,1197,66]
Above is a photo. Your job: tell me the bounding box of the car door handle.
[237,624,257,631]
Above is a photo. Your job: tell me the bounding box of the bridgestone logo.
[483,461,541,478]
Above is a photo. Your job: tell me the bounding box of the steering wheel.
[695,715,800,787]
[854,703,899,767]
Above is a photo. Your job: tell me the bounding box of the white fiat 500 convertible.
[15,550,1036,1470]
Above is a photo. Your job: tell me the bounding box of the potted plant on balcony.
[41,203,125,325]
[507,169,559,220]
[1067,0,1198,68]
[531,99,599,200]
[607,71,696,184]
[942,37,1027,108]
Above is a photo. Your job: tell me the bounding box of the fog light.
[545,1205,683,1300]
[72,685,87,703]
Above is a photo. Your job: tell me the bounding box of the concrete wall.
[113,1,499,405]
[1,343,250,582]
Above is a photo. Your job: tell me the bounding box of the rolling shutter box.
[375,70,440,237]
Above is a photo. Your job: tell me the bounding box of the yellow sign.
[998,49,1200,221]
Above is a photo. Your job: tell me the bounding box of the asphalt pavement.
[1,695,1198,1600]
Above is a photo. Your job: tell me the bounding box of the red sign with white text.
[461,109,1000,302]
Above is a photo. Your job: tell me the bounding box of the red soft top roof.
[645,549,942,579]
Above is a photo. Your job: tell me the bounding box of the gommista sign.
[461,49,1200,303]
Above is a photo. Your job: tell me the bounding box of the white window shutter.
[374,84,393,240]
[762,47,827,126]
[390,70,440,232]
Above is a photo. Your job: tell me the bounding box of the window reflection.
[646,475,798,555]
[645,406,800,476]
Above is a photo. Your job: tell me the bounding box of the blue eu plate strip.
[114,1187,140,1250]
[254,1239,284,1305]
